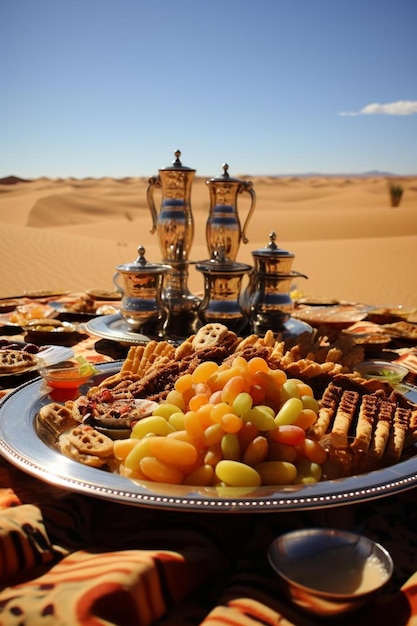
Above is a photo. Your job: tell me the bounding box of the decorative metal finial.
[222,163,230,179]
[173,150,182,166]
[136,245,147,265]
[266,231,279,250]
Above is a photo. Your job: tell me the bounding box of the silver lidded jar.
[245,232,308,335]
[195,245,252,335]
[114,245,171,336]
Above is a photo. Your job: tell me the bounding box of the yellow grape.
[140,456,184,484]
[124,437,154,469]
[196,403,215,428]
[268,368,287,386]
[247,356,269,375]
[113,438,140,461]
[174,373,194,393]
[220,412,243,434]
[230,355,252,378]
[208,366,242,391]
[132,416,176,438]
[292,408,318,430]
[152,403,183,419]
[242,406,276,431]
[210,402,231,423]
[242,435,269,466]
[191,360,219,383]
[221,375,249,404]
[168,411,186,431]
[204,444,223,467]
[280,379,300,403]
[183,464,214,486]
[188,393,210,412]
[221,433,241,461]
[296,383,314,398]
[254,461,297,485]
[164,389,186,411]
[148,436,198,466]
[184,410,205,439]
[274,397,303,427]
[295,459,323,484]
[167,429,195,444]
[301,438,327,464]
[204,423,225,446]
[300,395,320,413]
[215,460,262,487]
[232,391,253,416]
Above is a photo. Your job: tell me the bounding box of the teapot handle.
[239,181,256,245]
[112,271,124,294]
[146,175,161,234]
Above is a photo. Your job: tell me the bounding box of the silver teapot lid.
[116,246,171,274]
[207,163,251,185]
[251,231,294,259]
[196,245,252,274]
[159,149,196,173]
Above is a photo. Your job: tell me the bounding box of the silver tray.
[86,314,313,346]
[1,363,417,512]
[86,313,150,344]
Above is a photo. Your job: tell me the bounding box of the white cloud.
[339,100,417,117]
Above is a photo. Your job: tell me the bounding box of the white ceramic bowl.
[354,360,408,385]
[268,528,393,617]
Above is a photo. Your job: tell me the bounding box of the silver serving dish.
[0,362,417,512]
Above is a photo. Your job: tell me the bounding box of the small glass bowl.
[39,360,93,390]
[354,360,408,385]
[268,528,393,617]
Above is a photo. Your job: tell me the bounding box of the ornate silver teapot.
[114,246,171,336]
[206,164,256,261]
[146,150,200,336]
[195,246,252,334]
[245,232,308,335]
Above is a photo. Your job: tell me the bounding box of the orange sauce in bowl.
[45,370,91,389]
[42,364,92,400]
[41,361,92,389]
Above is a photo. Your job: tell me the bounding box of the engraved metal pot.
[146,150,200,326]
[195,246,252,335]
[114,246,171,336]
[206,164,256,261]
[245,232,308,334]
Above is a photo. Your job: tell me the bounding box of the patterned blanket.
[0,455,416,626]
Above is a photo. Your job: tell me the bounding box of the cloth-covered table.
[0,294,416,625]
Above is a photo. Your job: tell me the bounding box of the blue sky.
[2,0,417,178]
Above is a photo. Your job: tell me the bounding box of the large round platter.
[1,363,417,512]
[86,314,313,346]
[86,313,151,344]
